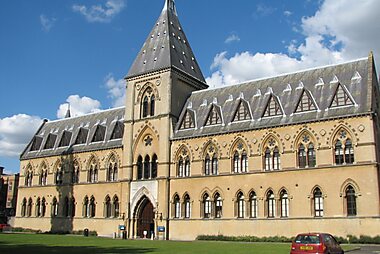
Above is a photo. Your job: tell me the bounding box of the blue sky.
[0,0,379,173]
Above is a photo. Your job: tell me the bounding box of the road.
[349,245,380,254]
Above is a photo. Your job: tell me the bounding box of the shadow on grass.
[0,241,154,254]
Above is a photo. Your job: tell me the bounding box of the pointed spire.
[65,103,71,118]
[126,0,206,84]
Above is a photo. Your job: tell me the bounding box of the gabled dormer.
[295,89,318,113]
[330,83,355,108]
[262,94,283,118]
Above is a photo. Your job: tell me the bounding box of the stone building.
[15,0,380,240]
[0,167,19,223]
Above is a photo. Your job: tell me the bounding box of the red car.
[290,233,344,254]
[0,224,10,231]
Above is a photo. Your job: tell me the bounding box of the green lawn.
[0,233,292,254]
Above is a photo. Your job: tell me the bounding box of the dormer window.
[30,136,43,151]
[330,83,354,108]
[141,87,155,118]
[263,94,282,117]
[205,105,222,126]
[233,100,251,122]
[44,134,57,150]
[75,128,88,145]
[180,110,195,130]
[295,90,317,113]
[58,131,72,147]
[110,121,124,140]
[92,125,106,143]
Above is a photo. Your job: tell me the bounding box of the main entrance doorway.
[136,198,154,238]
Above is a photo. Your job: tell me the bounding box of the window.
[334,130,354,165]
[52,197,58,217]
[137,156,143,180]
[105,196,111,218]
[177,148,191,177]
[205,105,222,126]
[180,110,195,130]
[295,90,317,113]
[313,188,324,217]
[107,157,118,182]
[89,196,96,218]
[110,121,124,140]
[88,160,98,183]
[307,144,316,167]
[30,136,43,151]
[249,192,258,218]
[263,95,282,117]
[330,84,354,108]
[141,87,155,118]
[280,190,289,217]
[70,197,76,218]
[75,128,89,145]
[233,100,251,122]
[204,145,218,176]
[297,134,316,168]
[203,194,211,219]
[59,131,72,147]
[72,161,80,184]
[263,138,281,171]
[237,192,245,218]
[152,154,158,179]
[27,198,33,217]
[21,198,27,217]
[144,155,150,179]
[346,186,357,216]
[40,168,48,186]
[232,143,248,173]
[44,134,57,149]
[83,196,89,217]
[266,191,275,218]
[35,198,41,217]
[174,195,181,218]
[214,193,223,218]
[92,125,106,143]
[41,198,46,217]
[298,144,307,168]
[25,171,33,187]
[55,165,63,185]
[113,196,120,218]
[184,194,191,219]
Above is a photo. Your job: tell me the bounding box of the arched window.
[237,192,245,218]
[233,151,240,173]
[70,197,76,218]
[72,161,80,184]
[346,186,357,216]
[307,143,316,167]
[107,157,118,182]
[263,138,281,171]
[113,196,120,218]
[313,188,324,217]
[39,165,48,186]
[89,196,96,218]
[142,96,149,118]
[177,148,191,177]
[184,194,191,219]
[150,95,155,116]
[137,156,143,180]
[63,197,69,217]
[83,196,89,217]
[204,144,218,175]
[104,196,111,218]
[25,171,33,187]
[242,150,248,172]
[52,197,58,217]
[41,197,46,217]
[280,190,289,217]
[298,144,306,168]
[173,195,181,218]
[203,193,211,219]
[141,87,155,118]
[88,160,98,183]
[185,157,190,177]
[296,133,317,168]
[27,198,33,217]
[249,192,258,218]
[214,193,223,218]
[231,146,249,173]
[178,158,184,177]
[334,130,355,165]
[21,198,27,217]
[55,165,63,185]
[35,198,41,217]
[144,155,150,179]
[266,191,275,218]
[152,154,158,179]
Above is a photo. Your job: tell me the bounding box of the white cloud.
[207,0,379,88]
[105,74,125,107]
[284,10,293,17]
[40,14,56,32]
[73,0,126,23]
[225,34,241,44]
[0,114,43,157]
[57,95,101,119]
[254,4,276,17]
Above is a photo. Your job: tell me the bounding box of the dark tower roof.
[126,0,206,83]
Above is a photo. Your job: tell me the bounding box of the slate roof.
[126,0,206,84]
[174,57,376,139]
[20,107,125,160]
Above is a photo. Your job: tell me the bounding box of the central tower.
[122,0,208,239]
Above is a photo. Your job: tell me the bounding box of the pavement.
[347,245,380,254]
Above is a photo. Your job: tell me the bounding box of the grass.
[0,233,292,254]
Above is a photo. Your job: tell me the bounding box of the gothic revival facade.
[15,0,380,240]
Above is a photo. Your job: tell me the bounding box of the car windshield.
[295,235,320,244]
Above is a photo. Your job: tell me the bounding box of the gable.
[205,105,222,126]
[330,84,355,108]
[263,95,282,117]
[295,90,317,113]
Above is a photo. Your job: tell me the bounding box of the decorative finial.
[163,0,177,15]
[65,103,71,118]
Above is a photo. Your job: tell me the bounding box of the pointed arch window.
[330,84,354,108]
[232,144,248,173]
[203,193,211,219]
[346,186,357,216]
[27,198,33,217]
[25,170,33,187]
[205,105,222,126]
[52,197,58,217]
[92,125,106,143]
[298,144,307,168]
[83,196,89,217]
[41,197,46,217]
[313,188,324,217]
[173,195,181,218]
[237,192,245,218]
[110,121,124,140]
[113,196,120,218]
[144,155,151,179]
[204,145,218,176]
[184,194,191,218]
[233,100,251,122]
[263,138,281,171]
[345,139,354,164]
[40,168,48,186]
[177,148,191,177]
[35,198,41,217]
[214,193,223,218]
[152,154,158,179]
[88,161,98,183]
[280,190,289,218]
[263,95,282,117]
[70,197,76,218]
[142,96,149,118]
[141,87,155,118]
[335,140,344,165]
[307,143,316,167]
[137,156,143,180]
[21,198,27,217]
[72,161,80,184]
[180,110,195,130]
[249,192,258,218]
[55,164,63,185]
[104,196,112,218]
[334,130,354,165]
[266,191,275,218]
[297,134,316,168]
[107,157,118,182]
[89,196,96,218]
[295,90,317,113]
[150,95,155,116]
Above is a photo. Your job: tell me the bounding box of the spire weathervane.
[65,103,71,118]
